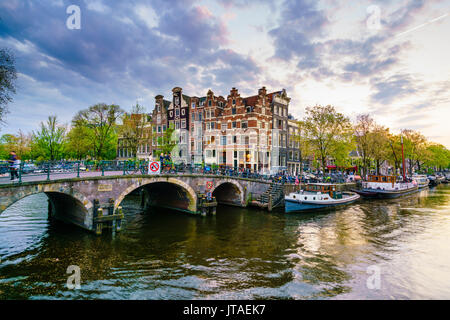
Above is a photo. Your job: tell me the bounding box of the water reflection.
[0,186,449,299]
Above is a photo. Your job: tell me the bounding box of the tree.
[369,125,391,175]
[301,105,353,173]
[155,123,177,155]
[354,114,375,177]
[0,48,17,124]
[31,116,67,161]
[423,144,450,171]
[65,123,92,160]
[401,129,427,174]
[73,103,124,159]
[119,103,151,159]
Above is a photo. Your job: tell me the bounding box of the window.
[176,121,180,129]
[199,112,202,121]
[232,107,236,115]
[158,126,161,133]
[181,109,185,116]
[192,102,195,108]
[242,121,248,129]
[232,121,237,128]
[232,99,236,105]
[221,136,227,145]
[162,125,166,131]
[212,150,216,157]
[206,150,212,157]
[169,110,173,118]
[234,151,237,158]
[181,119,186,129]
[233,136,237,143]
[211,122,215,130]
[208,100,212,106]
[175,109,180,116]
[192,112,195,121]
[156,103,160,112]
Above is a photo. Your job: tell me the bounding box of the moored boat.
[285,183,360,213]
[412,174,429,189]
[352,175,418,199]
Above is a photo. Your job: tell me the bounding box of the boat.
[285,183,360,213]
[427,175,439,187]
[412,174,429,189]
[352,175,418,199]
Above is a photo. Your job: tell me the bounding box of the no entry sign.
[206,181,213,190]
[148,161,161,174]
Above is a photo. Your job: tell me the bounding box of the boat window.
[382,177,387,182]
[313,197,315,200]
[305,197,307,200]
[293,195,296,199]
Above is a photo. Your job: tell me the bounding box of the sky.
[0,0,449,147]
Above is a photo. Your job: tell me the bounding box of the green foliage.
[0,48,17,124]
[64,123,92,160]
[301,105,353,171]
[30,116,66,161]
[155,123,177,155]
[73,103,123,160]
[119,103,150,159]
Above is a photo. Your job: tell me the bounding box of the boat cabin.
[305,183,342,199]
[367,175,396,183]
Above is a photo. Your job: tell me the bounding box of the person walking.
[8,151,20,181]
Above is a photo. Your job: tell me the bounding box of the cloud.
[370,74,419,104]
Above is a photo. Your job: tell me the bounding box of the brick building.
[117,86,301,174]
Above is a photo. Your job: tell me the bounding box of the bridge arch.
[211,180,245,206]
[115,177,198,213]
[0,185,93,230]
[0,185,92,216]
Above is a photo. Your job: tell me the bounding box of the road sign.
[206,192,212,201]
[148,161,160,174]
[206,181,213,190]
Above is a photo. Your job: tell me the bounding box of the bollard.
[47,162,50,181]
[77,161,80,178]
[123,161,126,175]
[102,162,105,176]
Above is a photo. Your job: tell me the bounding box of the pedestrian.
[8,151,20,181]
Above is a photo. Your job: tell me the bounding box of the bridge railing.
[0,160,335,186]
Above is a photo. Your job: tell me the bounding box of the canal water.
[0,185,449,299]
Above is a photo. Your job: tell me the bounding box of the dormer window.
[232,99,236,105]
[208,100,212,106]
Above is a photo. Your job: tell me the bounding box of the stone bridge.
[0,174,273,234]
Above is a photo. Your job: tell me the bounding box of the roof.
[243,95,258,107]
[163,99,171,110]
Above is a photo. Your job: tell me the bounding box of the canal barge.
[412,174,430,189]
[352,175,418,199]
[285,183,360,213]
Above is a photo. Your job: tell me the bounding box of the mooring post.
[116,206,124,232]
[77,161,80,178]
[47,162,50,181]
[268,194,273,212]
[108,198,114,230]
[96,208,103,235]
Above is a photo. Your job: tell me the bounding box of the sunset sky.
[1,0,449,147]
